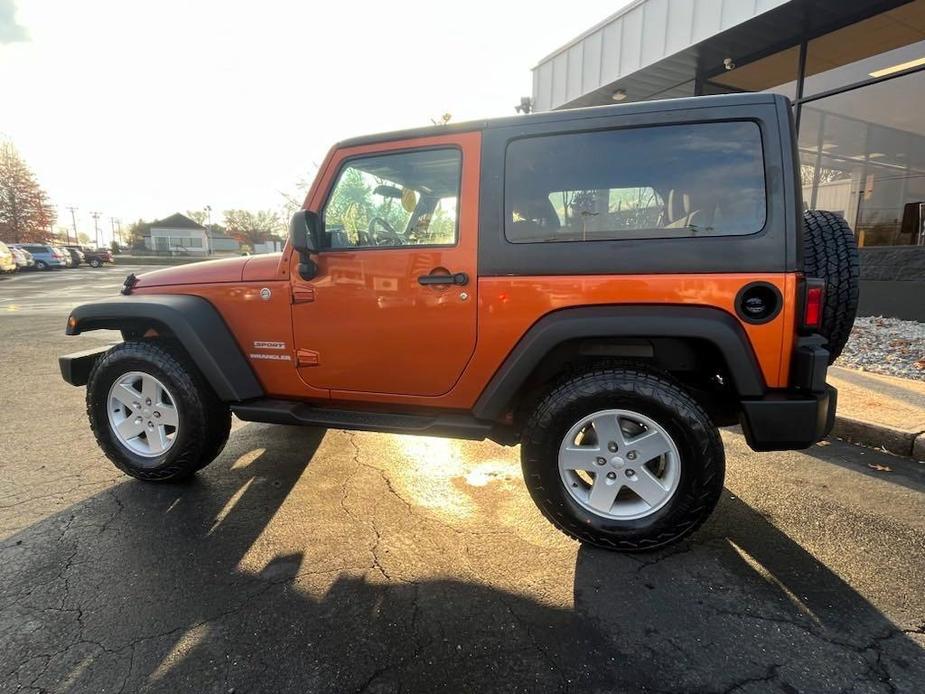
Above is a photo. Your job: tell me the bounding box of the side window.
[505,122,766,243]
[323,148,461,249]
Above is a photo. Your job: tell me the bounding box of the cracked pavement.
[1,267,924,692]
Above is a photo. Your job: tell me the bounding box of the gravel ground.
[835,315,925,380]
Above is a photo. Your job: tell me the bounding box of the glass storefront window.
[803,0,925,97]
[799,70,925,247]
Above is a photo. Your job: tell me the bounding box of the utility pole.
[67,207,79,245]
[205,205,212,255]
[109,217,119,249]
[90,211,102,248]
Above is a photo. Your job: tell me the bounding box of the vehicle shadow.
[1,425,922,693]
[574,491,925,691]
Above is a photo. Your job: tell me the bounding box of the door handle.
[418,272,469,286]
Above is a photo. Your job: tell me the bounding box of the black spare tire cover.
[802,210,860,364]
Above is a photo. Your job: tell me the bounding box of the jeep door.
[290,132,480,397]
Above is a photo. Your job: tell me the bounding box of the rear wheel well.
[510,337,739,430]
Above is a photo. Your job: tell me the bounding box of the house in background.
[145,213,208,255]
[208,228,240,252]
[144,213,240,255]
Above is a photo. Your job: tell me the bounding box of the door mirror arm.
[290,210,322,280]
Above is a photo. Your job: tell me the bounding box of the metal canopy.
[532,0,911,110]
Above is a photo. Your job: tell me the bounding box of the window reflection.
[505,122,767,243]
[799,71,925,246]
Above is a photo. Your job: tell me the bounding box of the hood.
[133,255,251,288]
[132,252,285,289]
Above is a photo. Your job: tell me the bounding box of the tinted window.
[323,148,460,249]
[504,122,766,243]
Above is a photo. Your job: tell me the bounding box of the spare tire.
[802,210,860,364]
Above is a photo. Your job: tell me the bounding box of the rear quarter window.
[504,121,766,243]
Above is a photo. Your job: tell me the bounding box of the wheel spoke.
[116,416,144,440]
[590,413,626,450]
[111,383,140,409]
[147,426,168,454]
[560,446,601,472]
[156,403,178,427]
[587,475,621,514]
[626,429,671,464]
[628,466,670,507]
[141,375,158,405]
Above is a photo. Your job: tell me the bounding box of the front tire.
[35,260,48,271]
[520,366,724,551]
[89,258,102,268]
[86,340,231,481]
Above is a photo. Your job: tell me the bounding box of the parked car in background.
[64,244,114,268]
[12,244,67,270]
[0,241,16,274]
[10,246,34,270]
[61,246,85,268]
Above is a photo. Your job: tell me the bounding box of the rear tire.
[86,340,231,481]
[802,210,860,363]
[89,258,102,268]
[520,366,724,552]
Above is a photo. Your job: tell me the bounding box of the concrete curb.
[831,415,925,461]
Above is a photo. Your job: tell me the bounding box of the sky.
[0,0,626,243]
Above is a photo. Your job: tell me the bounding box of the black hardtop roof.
[335,93,786,149]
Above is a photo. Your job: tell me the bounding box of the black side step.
[230,399,495,441]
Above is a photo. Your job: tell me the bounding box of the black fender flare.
[473,305,766,421]
[66,295,263,402]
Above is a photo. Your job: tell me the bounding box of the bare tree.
[0,141,56,243]
[800,163,847,186]
[185,210,209,227]
[223,209,283,249]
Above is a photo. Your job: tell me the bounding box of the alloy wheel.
[558,409,681,520]
[107,371,179,459]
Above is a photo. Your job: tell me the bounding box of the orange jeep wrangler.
[60,94,859,551]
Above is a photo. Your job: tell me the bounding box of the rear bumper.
[739,385,837,451]
[59,346,109,386]
[738,336,837,451]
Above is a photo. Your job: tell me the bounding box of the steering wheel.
[368,217,403,246]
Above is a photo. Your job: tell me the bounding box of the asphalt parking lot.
[1,265,923,693]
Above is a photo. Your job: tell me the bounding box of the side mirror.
[290,210,321,280]
[290,210,321,253]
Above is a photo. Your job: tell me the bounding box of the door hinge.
[296,348,320,367]
[292,287,315,304]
